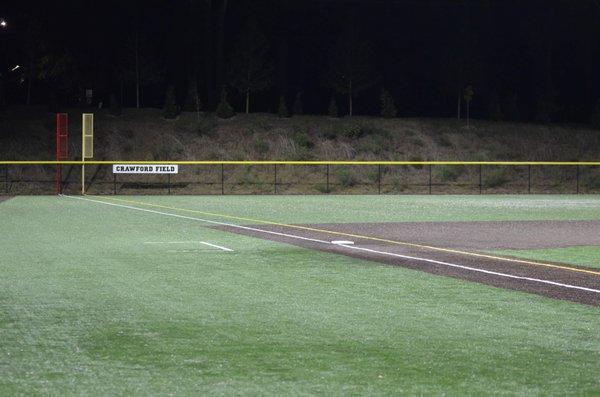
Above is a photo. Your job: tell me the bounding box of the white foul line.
[63,195,600,295]
[199,241,233,252]
[144,240,233,251]
[144,241,203,244]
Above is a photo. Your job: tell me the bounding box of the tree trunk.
[245,89,250,114]
[204,0,213,108]
[467,101,470,127]
[348,80,353,117]
[215,0,228,96]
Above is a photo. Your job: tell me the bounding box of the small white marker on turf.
[332,240,355,245]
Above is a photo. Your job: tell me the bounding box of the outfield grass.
[1,196,599,395]
[105,194,600,224]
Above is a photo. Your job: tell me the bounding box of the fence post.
[221,164,225,195]
[326,164,330,193]
[576,165,580,194]
[274,164,277,194]
[428,165,432,195]
[479,165,482,194]
[113,173,117,195]
[167,173,171,195]
[378,164,381,194]
[528,165,531,194]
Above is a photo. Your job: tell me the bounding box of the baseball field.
[1,194,599,395]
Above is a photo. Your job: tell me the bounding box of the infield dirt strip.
[215,220,600,306]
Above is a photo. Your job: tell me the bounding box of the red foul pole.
[55,113,69,194]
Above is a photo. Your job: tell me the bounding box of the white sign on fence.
[112,165,179,174]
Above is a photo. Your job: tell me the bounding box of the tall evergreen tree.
[228,21,274,114]
[216,87,235,119]
[278,96,289,117]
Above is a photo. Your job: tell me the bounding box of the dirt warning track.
[215,221,600,306]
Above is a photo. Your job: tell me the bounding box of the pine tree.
[328,96,338,118]
[488,91,503,121]
[278,96,289,118]
[380,89,397,118]
[292,92,303,115]
[163,85,179,119]
[216,87,235,119]
[228,21,273,113]
[109,93,122,116]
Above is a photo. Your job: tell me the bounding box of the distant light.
[11,65,20,72]
[0,20,6,28]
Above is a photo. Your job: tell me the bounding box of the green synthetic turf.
[1,196,599,396]
[110,194,600,224]
[490,246,600,269]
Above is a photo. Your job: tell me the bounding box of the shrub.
[409,155,424,169]
[315,183,332,193]
[391,175,407,192]
[380,89,397,118]
[163,85,179,119]
[216,87,235,119]
[293,131,313,149]
[335,166,359,187]
[278,96,289,118]
[437,165,462,182]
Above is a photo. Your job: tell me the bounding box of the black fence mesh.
[2,163,600,195]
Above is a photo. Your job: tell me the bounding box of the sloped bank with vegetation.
[1,107,600,194]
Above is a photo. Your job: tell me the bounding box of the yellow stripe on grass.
[93,195,600,277]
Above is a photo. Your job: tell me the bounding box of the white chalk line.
[63,195,600,295]
[199,241,234,252]
[144,241,233,251]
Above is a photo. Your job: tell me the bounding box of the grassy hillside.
[1,107,600,194]
[2,107,600,161]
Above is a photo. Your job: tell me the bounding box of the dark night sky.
[2,0,600,122]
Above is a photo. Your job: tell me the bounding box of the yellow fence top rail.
[1,160,600,166]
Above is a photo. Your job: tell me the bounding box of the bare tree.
[228,21,273,113]
[328,22,378,117]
